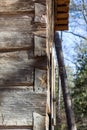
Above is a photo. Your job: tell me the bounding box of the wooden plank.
[55,0,70,5]
[56,6,69,13]
[33,112,45,130]
[0,0,46,13]
[45,113,49,130]
[0,90,46,125]
[35,69,47,92]
[32,55,47,70]
[55,13,69,19]
[35,3,46,23]
[0,15,33,31]
[55,19,68,25]
[55,25,68,31]
[0,10,34,15]
[34,36,46,56]
[0,16,46,33]
[33,31,46,38]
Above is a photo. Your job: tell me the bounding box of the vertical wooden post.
[54,32,77,130]
[46,0,54,129]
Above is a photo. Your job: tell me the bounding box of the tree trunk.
[54,32,77,130]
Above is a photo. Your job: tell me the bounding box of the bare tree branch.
[64,31,87,41]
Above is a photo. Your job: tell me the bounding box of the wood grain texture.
[55,13,69,19]
[0,15,33,30]
[55,25,68,31]
[0,51,34,87]
[32,56,47,70]
[35,69,47,92]
[55,19,68,25]
[0,15,45,32]
[0,31,33,48]
[35,3,46,23]
[0,0,46,13]
[0,0,47,128]
[34,36,46,56]
[0,90,46,125]
[33,112,45,130]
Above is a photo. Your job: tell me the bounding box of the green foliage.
[72,41,87,120]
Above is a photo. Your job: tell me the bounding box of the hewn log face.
[35,69,47,92]
[33,112,45,130]
[35,3,46,23]
[0,15,45,32]
[0,31,33,48]
[34,36,46,56]
[0,53,47,87]
[0,0,46,13]
[0,90,46,125]
[0,0,47,128]
[0,15,33,30]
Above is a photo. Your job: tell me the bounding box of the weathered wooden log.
[34,36,46,56]
[56,6,69,13]
[0,54,47,87]
[0,31,33,48]
[33,112,45,130]
[35,3,46,23]
[55,0,70,5]
[0,0,46,13]
[0,90,46,126]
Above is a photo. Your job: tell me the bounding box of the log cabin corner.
[0,0,70,130]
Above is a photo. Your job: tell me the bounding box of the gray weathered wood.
[33,30,46,38]
[0,15,33,30]
[0,0,47,128]
[32,56,47,70]
[34,36,46,56]
[35,3,46,23]
[0,90,46,126]
[0,31,33,48]
[35,69,47,92]
[33,112,45,130]
[0,51,34,86]
[0,0,46,13]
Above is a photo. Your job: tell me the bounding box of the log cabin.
[0,0,70,130]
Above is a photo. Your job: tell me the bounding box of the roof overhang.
[54,0,70,31]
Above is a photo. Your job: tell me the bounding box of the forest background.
[55,0,87,130]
